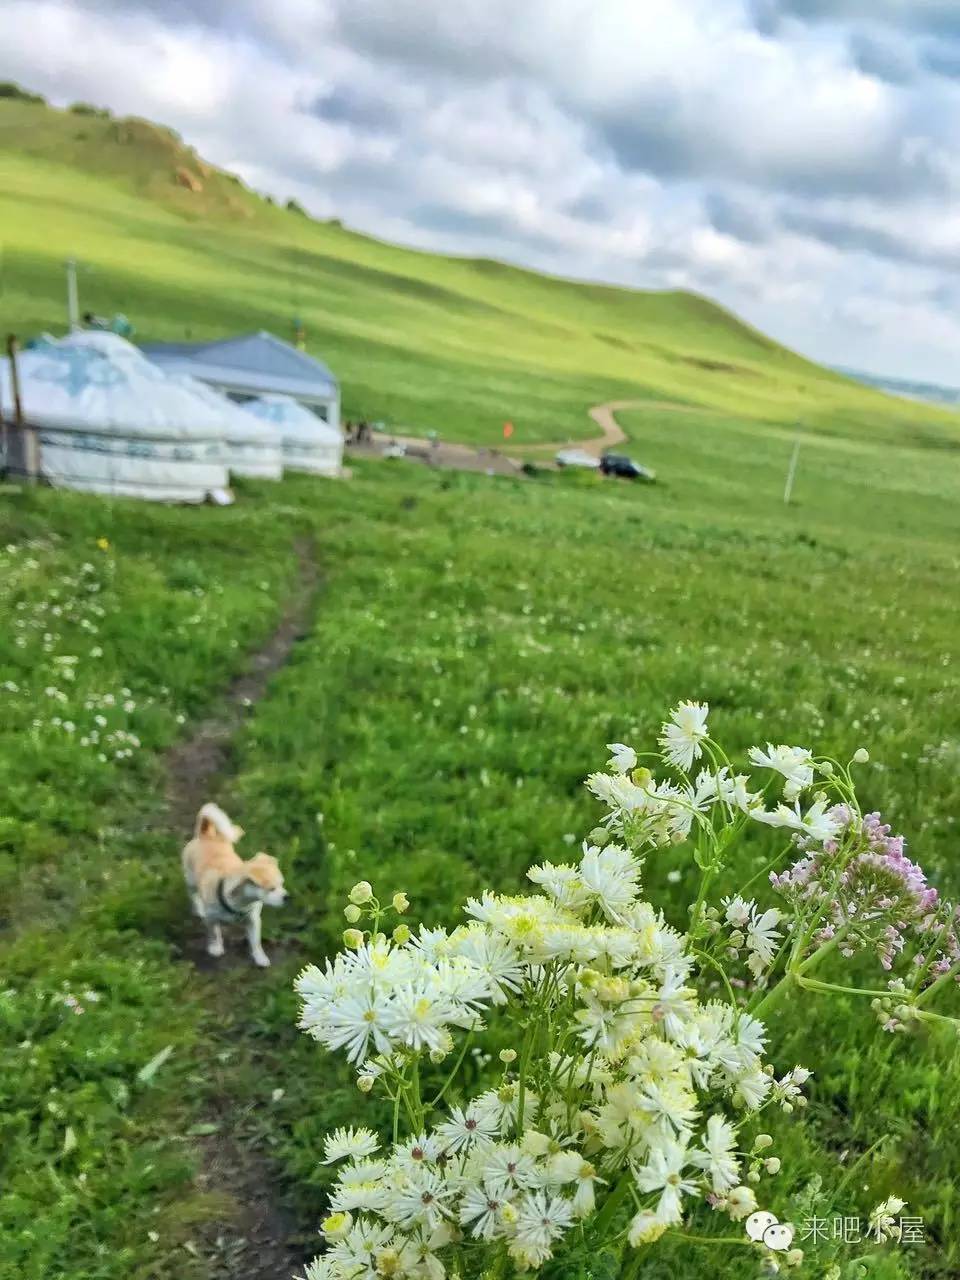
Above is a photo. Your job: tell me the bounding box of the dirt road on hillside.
[348,397,710,472]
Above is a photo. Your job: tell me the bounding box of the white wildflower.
[659,701,710,772]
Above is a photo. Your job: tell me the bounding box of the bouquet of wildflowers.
[295,702,959,1279]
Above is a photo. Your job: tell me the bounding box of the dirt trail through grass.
[512,397,720,457]
[160,536,319,1280]
[373,397,705,468]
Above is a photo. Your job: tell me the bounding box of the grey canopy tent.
[141,331,340,429]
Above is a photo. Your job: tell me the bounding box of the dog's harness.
[216,878,252,919]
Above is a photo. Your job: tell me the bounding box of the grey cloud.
[750,0,960,38]
[704,193,771,245]
[849,30,917,83]
[596,107,935,201]
[920,39,960,79]
[306,87,400,133]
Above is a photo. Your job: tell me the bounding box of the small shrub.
[0,81,45,105]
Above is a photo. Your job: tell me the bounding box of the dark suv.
[599,453,655,481]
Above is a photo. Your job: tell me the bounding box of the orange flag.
[503,421,514,439]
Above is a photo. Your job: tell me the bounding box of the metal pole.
[6,334,38,483]
[783,434,801,504]
[66,257,80,330]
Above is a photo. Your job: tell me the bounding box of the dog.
[182,803,287,967]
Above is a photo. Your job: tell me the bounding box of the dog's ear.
[234,825,245,841]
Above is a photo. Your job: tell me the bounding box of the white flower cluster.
[297,926,521,1065]
[296,702,930,1280]
[297,852,800,1273]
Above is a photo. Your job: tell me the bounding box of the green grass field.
[3,420,959,1278]
[3,83,960,1280]
[2,93,960,449]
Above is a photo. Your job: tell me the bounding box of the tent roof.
[168,374,277,445]
[243,393,343,444]
[1,335,229,439]
[141,330,338,402]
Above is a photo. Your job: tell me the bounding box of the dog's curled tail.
[194,802,243,842]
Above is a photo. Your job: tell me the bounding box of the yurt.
[0,333,230,502]
[169,374,283,480]
[242,393,343,476]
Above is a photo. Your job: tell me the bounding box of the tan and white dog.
[182,803,287,967]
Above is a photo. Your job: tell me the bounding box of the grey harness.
[216,878,251,919]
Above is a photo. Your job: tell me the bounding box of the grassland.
[2,94,960,450]
[3,83,960,1280]
[3,399,960,1278]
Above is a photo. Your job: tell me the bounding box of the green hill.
[0,87,956,446]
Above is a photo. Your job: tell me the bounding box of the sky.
[4,0,960,383]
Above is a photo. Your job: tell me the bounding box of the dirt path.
[161,536,319,1280]
[510,397,715,457]
[354,398,704,471]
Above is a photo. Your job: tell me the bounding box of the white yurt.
[0,333,230,502]
[242,393,343,476]
[168,374,282,480]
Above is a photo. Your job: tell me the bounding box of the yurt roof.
[1,335,230,440]
[141,330,338,403]
[242,393,343,443]
[168,373,275,444]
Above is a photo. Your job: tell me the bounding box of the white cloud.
[4,0,960,382]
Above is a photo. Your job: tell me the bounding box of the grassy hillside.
[1,92,957,446]
[3,439,960,1279]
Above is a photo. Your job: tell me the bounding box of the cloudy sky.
[5,0,960,383]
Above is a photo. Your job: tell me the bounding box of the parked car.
[555,447,600,470]
[599,453,656,481]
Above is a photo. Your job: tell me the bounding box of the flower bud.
[753,1134,773,1150]
[499,1048,517,1064]
[392,924,411,945]
[375,1248,401,1277]
[429,1048,447,1064]
[853,748,869,764]
[349,880,373,904]
[747,1169,760,1184]
[392,891,410,913]
[521,1130,551,1157]
[343,928,364,949]
[588,826,609,847]
[343,904,362,923]
[357,1074,375,1093]
[322,1211,353,1239]
[726,1185,757,1220]
[781,1101,794,1114]
[785,1249,804,1267]
[764,1157,781,1175]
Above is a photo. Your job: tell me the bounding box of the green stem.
[391,1085,401,1146]
[796,976,888,999]
[689,865,716,938]
[915,958,960,1008]
[429,1030,475,1110]
[738,841,796,897]
[590,1173,634,1241]
[664,1231,755,1247]
[752,936,841,1018]
[410,1056,423,1130]
[915,1008,960,1028]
